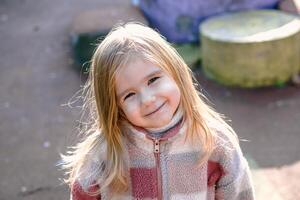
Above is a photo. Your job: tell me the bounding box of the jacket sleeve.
[71,181,101,200]
[214,135,255,199]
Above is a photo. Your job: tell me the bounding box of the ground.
[0,0,299,199]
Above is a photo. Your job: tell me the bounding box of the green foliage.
[173,43,201,69]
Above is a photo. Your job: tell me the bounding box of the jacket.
[71,120,255,200]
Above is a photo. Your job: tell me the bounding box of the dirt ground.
[0,0,299,199]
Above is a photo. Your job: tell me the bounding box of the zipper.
[154,139,163,200]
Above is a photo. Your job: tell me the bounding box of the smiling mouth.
[145,102,165,117]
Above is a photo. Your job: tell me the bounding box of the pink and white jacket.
[71,120,255,200]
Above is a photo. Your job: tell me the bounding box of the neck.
[145,107,183,138]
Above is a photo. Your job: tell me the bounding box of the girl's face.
[115,58,181,129]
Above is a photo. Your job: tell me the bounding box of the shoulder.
[75,131,107,191]
[208,127,248,174]
[210,128,241,161]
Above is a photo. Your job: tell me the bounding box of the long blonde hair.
[62,22,237,195]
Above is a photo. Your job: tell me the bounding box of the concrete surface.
[252,160,300,199]
[0,0,299,199]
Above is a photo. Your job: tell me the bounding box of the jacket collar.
[121,118,188,153]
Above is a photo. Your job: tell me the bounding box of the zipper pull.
[154,139,160,153]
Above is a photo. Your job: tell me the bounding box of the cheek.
[121,100,140,118]
[158,79,181,102]
[170,85,181,108]
[171,86,181,101]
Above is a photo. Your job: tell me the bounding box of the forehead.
[117,58,161,77]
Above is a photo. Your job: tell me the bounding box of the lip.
[144,102,166,117]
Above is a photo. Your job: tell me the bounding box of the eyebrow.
[117,69,163,99]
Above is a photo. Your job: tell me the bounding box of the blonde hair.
[62,22,237,195]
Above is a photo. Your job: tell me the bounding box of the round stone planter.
[200,10,300,87]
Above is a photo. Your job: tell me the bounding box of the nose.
[140,91,156,106]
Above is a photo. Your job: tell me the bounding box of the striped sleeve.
[214,134,255,199]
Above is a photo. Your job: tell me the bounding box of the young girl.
[62,22,255,200]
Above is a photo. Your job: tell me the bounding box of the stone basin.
[200,10,300,87]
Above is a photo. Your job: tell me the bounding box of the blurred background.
[0,0,299,199]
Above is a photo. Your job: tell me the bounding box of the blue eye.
[148,76,160,85]
[124,92,135,101]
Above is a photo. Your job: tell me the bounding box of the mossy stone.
[200,10,300,88]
